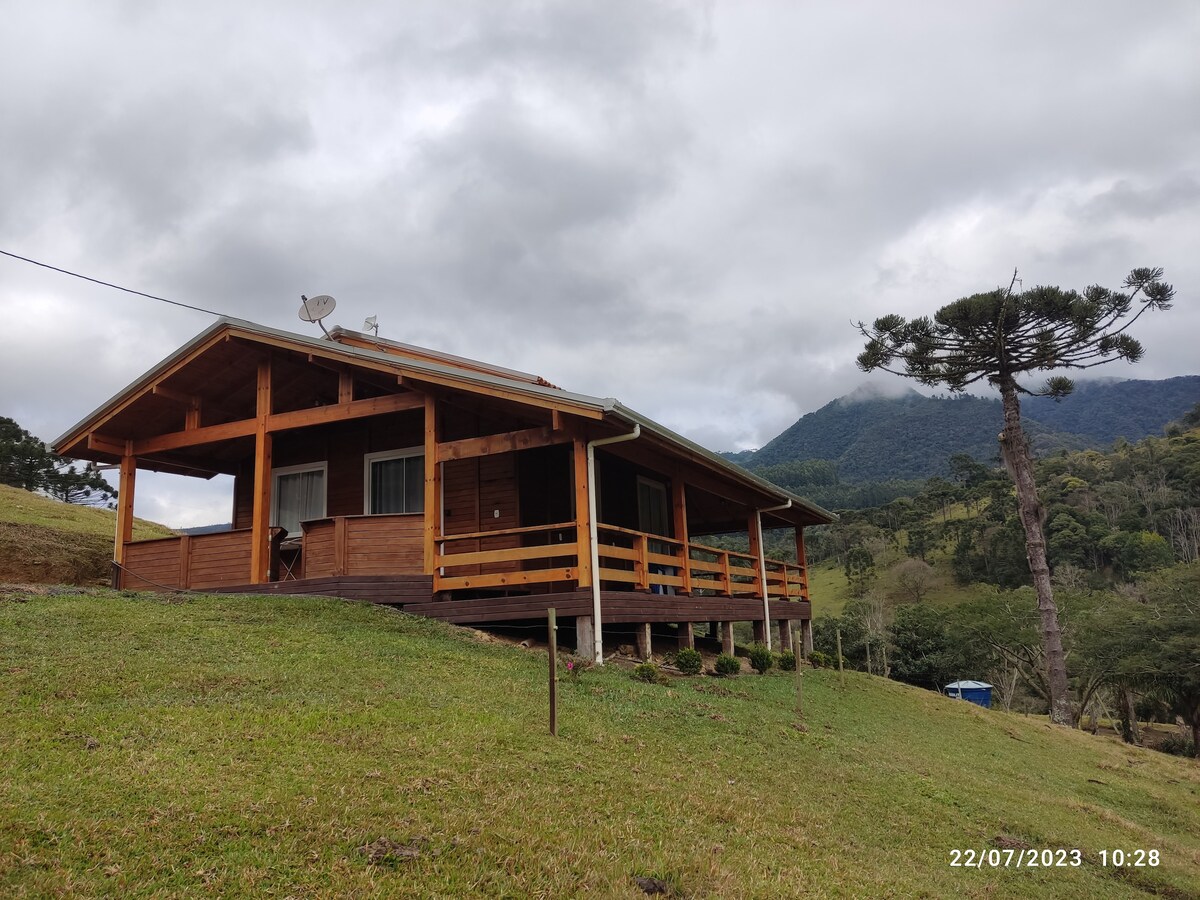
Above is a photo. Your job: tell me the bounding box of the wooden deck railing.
[434,521,808,600]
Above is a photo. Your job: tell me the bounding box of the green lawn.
[2,588,1197,898]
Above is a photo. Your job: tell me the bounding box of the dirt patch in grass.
[0,522,112,585]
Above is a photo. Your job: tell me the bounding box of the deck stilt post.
[677,622,694,650]
[801,619,814,658]
[575,615,595,660]
[753,619,767,645]
[778,620,794,653]
[636,623,652,661]
[720,621,734,656]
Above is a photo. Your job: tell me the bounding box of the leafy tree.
[0,416,115,507]
[857,267,1174,726]
[843,546,876,597]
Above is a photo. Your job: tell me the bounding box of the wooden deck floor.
[222,576,810,626]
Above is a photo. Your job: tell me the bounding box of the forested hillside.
[734,375,1199,489]
[799,411,1200,756]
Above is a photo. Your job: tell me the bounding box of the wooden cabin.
[53,318,835,662]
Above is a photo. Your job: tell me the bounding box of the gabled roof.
[53,317,835,525]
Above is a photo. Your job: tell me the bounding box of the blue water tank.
[945,680,993,708]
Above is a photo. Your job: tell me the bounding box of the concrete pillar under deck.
[635,622,652,661]
[753,619,767,645]
[778,620,794,653]
[801,619,814,658]
[677,622,695,650]
[576,616,595,659]
[720,622,734,656]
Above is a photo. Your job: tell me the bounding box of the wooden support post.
[548,608,558,737]
[575,615,595,658]
[671,478,691,594]
[113,450,137,586]
[749,510,771,650]
[719,551,732,596]
[753,619,767,645]
[334,516,349,576]
[423,394,442,577]
[778,620,794,653]
[801,618,813,658]
[636,622,652,661]
[795,526,809,602]
[793,626,805,725]
[836,626,845,687]
[677,622,694,650]
[338,371,354,404]
[249,359,273,584]
[178,534,192,589]
[708,621,719,640]
[720,622,734,656]
[635,533,650,590]
[571,438,593,589]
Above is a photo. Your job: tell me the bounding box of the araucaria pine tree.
[856,268,1175,726]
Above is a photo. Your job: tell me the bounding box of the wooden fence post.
[548,608,558,737]
[836,627,845,689]
[793,626,805,724]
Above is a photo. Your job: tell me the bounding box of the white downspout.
[755,499,792,651]
[587,424,641,664]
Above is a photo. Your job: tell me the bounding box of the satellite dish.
[299,294,336,336]
[363,315,379,336]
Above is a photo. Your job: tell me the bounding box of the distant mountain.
[732,375,1200,484]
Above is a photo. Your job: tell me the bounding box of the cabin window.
[271,463,327,537]
[365,447,425,514]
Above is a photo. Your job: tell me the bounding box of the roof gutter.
[755,499,792,651]
[586,424,641,664]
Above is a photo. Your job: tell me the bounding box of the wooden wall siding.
[121,538,183,590]
[345,515,422,574]
[121,531,254,590]
[232,413,425,529]
[187,530,254,589]
[302,520,337,578]
[301,516,422,578]
[220,574,433,605]
[478,453,520,573]
[442,458,481,576]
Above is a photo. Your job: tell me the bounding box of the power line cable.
[0,248,230,317]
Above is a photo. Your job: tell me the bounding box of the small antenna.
[363,315,379,336]
[299,294,337,337]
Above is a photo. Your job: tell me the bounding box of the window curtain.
[275,470,324,535]
[371,456,424,514]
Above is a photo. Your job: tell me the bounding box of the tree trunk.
[997,378,1074,727]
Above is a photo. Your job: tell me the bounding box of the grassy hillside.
[2,589,1197,898]
[0,484,175,584]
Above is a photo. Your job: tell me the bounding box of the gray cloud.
[1,0,1197,525]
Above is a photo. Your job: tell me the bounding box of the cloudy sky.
[2,1,1197,526]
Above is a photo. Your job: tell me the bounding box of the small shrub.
[632,662,661,684]
[1157,733,1196,758]
[714,653,741,677]
[778,650,797,672]
[808,650,831,669]
[675,647,702,676]
[748,643,773,675]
